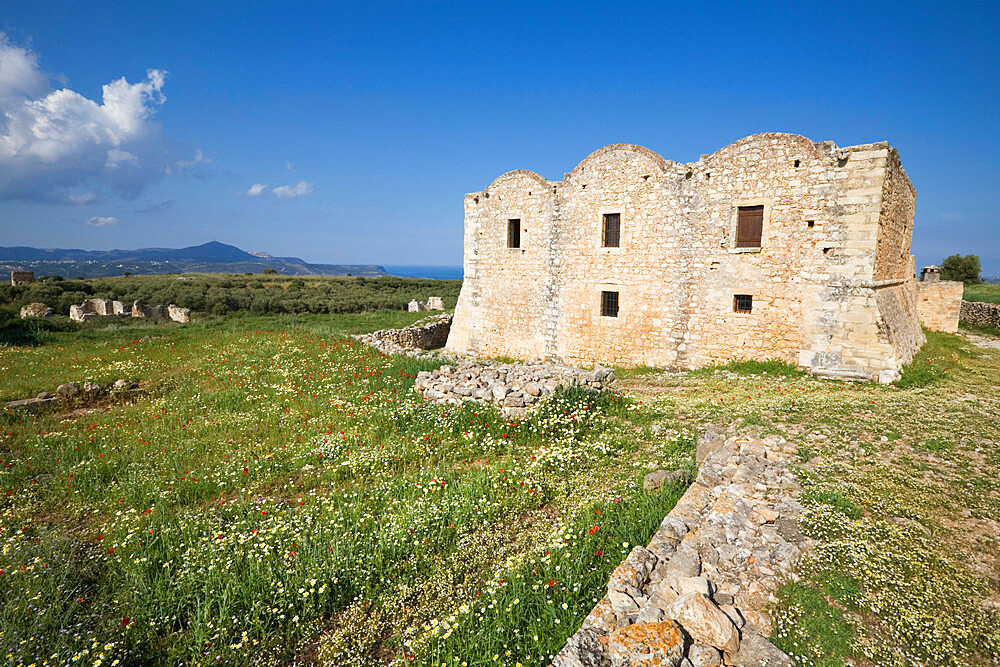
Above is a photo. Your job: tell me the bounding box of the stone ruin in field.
[64,298,190,323]
[11,270,34,285]
[408,296,446,312]
[447,133,932,384]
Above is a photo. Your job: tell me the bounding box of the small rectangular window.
[736,205,764,248]
[602,213,621,248]
[507,219,521,248]
[601,291,619,317]
[733,294,753,313]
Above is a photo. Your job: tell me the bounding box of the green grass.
[963,282,1000,304]
[896,328,973,388]
[689,358,806,377]
[772,581,856,667]
[0,312,687,666]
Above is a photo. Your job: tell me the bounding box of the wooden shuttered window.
[507,219,521,248]
[602,213,621,247]
[736,206,764,248]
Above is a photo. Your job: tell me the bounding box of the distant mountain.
[0,241,388,278]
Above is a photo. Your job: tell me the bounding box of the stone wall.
[960,300,1000,330]
[11,270,34,285]
[69,299,190,323]
[917,281,964,333]
[414,361,614,415]
[554,432,803,667]
[351,314,452,356]
[447,133,925,383]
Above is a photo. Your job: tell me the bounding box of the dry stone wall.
[414,361,614,415]
[68,299,189,323]
[554,433,803,667]
[960,300,1000,330]
[448,133,925,383]
[916,281,963,332]
[351,314,452,356]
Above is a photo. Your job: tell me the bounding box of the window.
[733,294,753,313]
[507,219,521,248]
[602,213,621,248]
[601,291,619,317]
[736,205,764,248]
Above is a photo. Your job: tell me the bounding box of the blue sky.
[0,1,997,272]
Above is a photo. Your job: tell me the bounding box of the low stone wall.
[351,314,452,356]
[554,433,803,667]
[415,361,615,414]
[960,300,1000,330]
[4,379,140,414]
[916,281,963,333]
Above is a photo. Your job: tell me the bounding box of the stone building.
[11,270,34,285]
[446,133,926,383]
[916,265,962,333]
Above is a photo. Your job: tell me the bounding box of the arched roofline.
[485,169,550,191]
[696,132,841,163]
[567,144,672,177]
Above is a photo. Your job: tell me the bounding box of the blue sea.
[383,265,463,280]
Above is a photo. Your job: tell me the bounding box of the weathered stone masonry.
[447,133,925,383]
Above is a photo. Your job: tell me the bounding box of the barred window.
[733,294,753,313]
[507,219,521,248]
[602,213,621,248]
[601,290,619,317]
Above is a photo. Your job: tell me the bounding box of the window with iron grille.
[601,291,619,317]
[602,213,621,247]
[735,205,764,248]
[733,294,753,313]
[507,219,521,248]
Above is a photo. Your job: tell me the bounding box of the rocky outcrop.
[554,433,801,667]
[414,361,615,415]
[352,314,452,356]
[960,300,1000,330]
[20,303,53,319]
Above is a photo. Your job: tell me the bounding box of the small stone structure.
[20,303,53,319]
[448,133,926,384]
[919,265,941,282]
[414,361,615,414]
[960,300,1000,330]
[68,298,189,323]
[407,296,446,312]
[10,270,34,285]
[554,432,802,667]
[916,266,963,333]
[351,314,452,356]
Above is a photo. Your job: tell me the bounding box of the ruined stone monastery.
[446,133,926,383]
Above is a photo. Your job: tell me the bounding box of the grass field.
[2,314,1000,666]
[964,282,1000,304]
[0,312,691,666]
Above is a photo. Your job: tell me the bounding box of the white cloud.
[246,183,267,197]
[0,33,200,203]
[86,216,120,227]
[273,180,314,199]
[285,160,293,170]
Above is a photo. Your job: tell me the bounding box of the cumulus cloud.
[86,216,120,227]
[0,33,201,203]
[273,181,314,199]
[245,181,315,199]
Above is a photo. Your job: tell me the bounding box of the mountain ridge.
[0,241,388,278]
